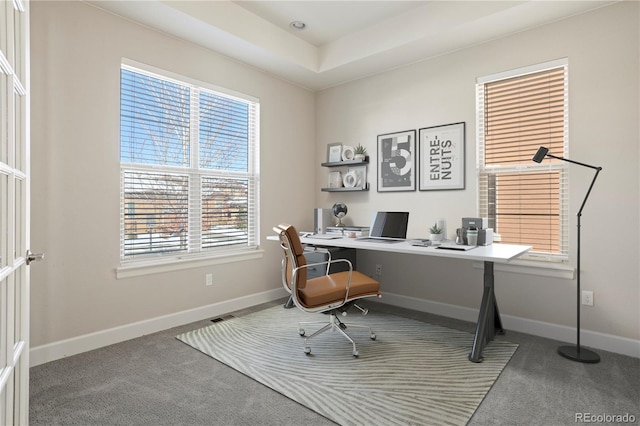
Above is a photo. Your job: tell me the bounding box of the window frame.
[117,59,261,277]
[476,59,569,263]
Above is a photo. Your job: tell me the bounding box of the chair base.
[299,310,376,357]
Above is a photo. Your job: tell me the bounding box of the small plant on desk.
[429,222,443,242]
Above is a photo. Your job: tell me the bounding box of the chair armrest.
[293,259,354,305]
[302,258,353,274]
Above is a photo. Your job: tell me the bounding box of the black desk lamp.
[532,146,601,363]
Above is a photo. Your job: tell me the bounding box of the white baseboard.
[31,289,639,367]
[30,288,288,367]
[379,292,640,359]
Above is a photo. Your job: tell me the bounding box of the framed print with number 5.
[377,130,416,192]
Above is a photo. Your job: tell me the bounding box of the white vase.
[354,153,365,161]
[430,233,443,242]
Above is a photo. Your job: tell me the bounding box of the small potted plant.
[354,144,367,161]
[429,222,444,242]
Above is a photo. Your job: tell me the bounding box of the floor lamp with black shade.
[532,146,601,363]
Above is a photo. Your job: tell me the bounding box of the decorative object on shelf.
[347,165,367,188]
[341,145,355,161]
[328,171,343,188]
[354,144,367,161]
[327,143,343,163]
[343,171,358,188]
[377,129,416,192]
[418,122,465,191]
[532,146,602,364]
[321,149,369,192]
[332,202,348,227]
[429,222,444,242]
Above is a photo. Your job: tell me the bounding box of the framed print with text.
[418,122,465,191]
[377,130,416,192]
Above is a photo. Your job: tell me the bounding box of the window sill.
[116,248,264,279]
[472,258,575,280]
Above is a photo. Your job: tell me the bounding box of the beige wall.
[30,1,638,354]
[30,1,315,347]
[315,2,639,341]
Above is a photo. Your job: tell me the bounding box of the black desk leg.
[469,261,503,363]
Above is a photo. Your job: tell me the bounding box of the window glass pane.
[13,267,21,343]
[13,89,22,171]
[120,69,190,167]
[0,277,6,367]
[493,171,560,252]
[122,171,188,258]
[0,172,6,267]
[120,64,259,264]
[484,68,565,166]
[0,2,7,57]
[14,177,21,259]
[199,91,248,171]
[13,354,23,421]
[13,6,24,83]
[478,64,567,258]
[202,177,248,248]
[0,74,7,164]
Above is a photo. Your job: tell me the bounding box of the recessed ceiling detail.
[89,0,615,91]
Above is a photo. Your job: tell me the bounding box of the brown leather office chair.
[273,223,381,357]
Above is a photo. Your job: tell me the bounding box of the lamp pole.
[532,147,601,363]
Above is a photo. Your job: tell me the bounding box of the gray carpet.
[177,306,518,426]
[29,300,640,425]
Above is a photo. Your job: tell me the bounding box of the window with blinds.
[120,63,260,262]
[477,61,568,260]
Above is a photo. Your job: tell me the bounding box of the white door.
[1,0,33,424]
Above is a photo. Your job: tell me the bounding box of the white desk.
[298,236,528,263]
[273,235,530,362]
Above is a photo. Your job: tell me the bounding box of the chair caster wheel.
[304,347,311,355]
[353,350,359,358]
[370,334,376,340]
[299,329,305,336]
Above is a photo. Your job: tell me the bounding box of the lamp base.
[558,345,600,363]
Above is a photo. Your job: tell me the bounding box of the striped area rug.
[177,305,517,426]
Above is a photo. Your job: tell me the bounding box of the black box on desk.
[303,247,356,279]
[478,228,494,246]
[462,217,488,230]
[460,217,493,245]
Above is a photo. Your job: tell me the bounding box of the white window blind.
[120,63,260,263]
[477,61,568,260]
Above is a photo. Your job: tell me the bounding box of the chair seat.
[298,271,380,308]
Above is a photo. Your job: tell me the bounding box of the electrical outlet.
[206,273,213,286]
[582,290,593,306]
[375,264,382,276]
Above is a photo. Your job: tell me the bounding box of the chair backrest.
[274,224,307,291]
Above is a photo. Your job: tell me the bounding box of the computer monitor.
[369,211,410,239]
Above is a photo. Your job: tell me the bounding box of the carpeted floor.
[30,299,640,425]
[177,306,518,426]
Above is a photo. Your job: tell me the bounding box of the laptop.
[356,211,409,243]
